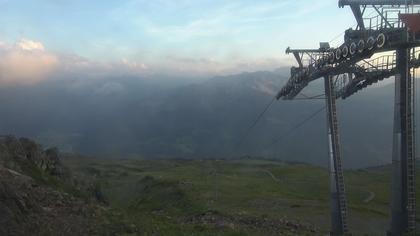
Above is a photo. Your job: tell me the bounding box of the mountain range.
[0,69,401,168]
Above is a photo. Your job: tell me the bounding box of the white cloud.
[58,55,149,77]
[153,54,289,77]
[120,58,147,71]
[15,39,45,51]
[0,38,153,85]
[0,39,58,85]
[0,37,286,86]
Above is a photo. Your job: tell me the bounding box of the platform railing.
[363,6,420,30]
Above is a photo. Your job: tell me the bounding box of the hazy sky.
[0,0,356,81]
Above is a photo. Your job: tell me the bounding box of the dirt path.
[263,169,376,204]
[363,190,375,203]
[262,169,281,182]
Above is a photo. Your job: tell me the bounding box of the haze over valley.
[0,69,397,168]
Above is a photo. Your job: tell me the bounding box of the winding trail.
[262,169,281,182]
[363,190,376,203]
[262,169,310,184]
[263,169,376,204]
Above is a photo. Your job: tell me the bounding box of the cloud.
[15,39,45,51]
[57,55,149,78]
[143,0,330,41]
[0,38,152,85]
[0,39,58,85]
[0,37,285,86]
[120,58,147,71]
[152,54,289,77]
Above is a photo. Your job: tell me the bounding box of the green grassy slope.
[64,157,420,235]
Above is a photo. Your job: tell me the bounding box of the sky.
[0,0,356,84]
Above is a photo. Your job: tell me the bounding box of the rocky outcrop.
[0,135,65,177]
[0,136,121,235]
[0,166,95,235]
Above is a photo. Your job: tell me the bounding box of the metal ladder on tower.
[328,77,349,234]
[406,61,416,232]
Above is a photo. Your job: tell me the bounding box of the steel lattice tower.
[276,1,420,234]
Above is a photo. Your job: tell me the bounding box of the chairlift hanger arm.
[293,52,303,68]
[350,4,366,30]
[285,48,325,54]
[286,47,328,68]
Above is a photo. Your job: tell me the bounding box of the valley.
[64,156,420,235]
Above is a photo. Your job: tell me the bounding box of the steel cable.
[266,106,326,148]
[235,96,277,149]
